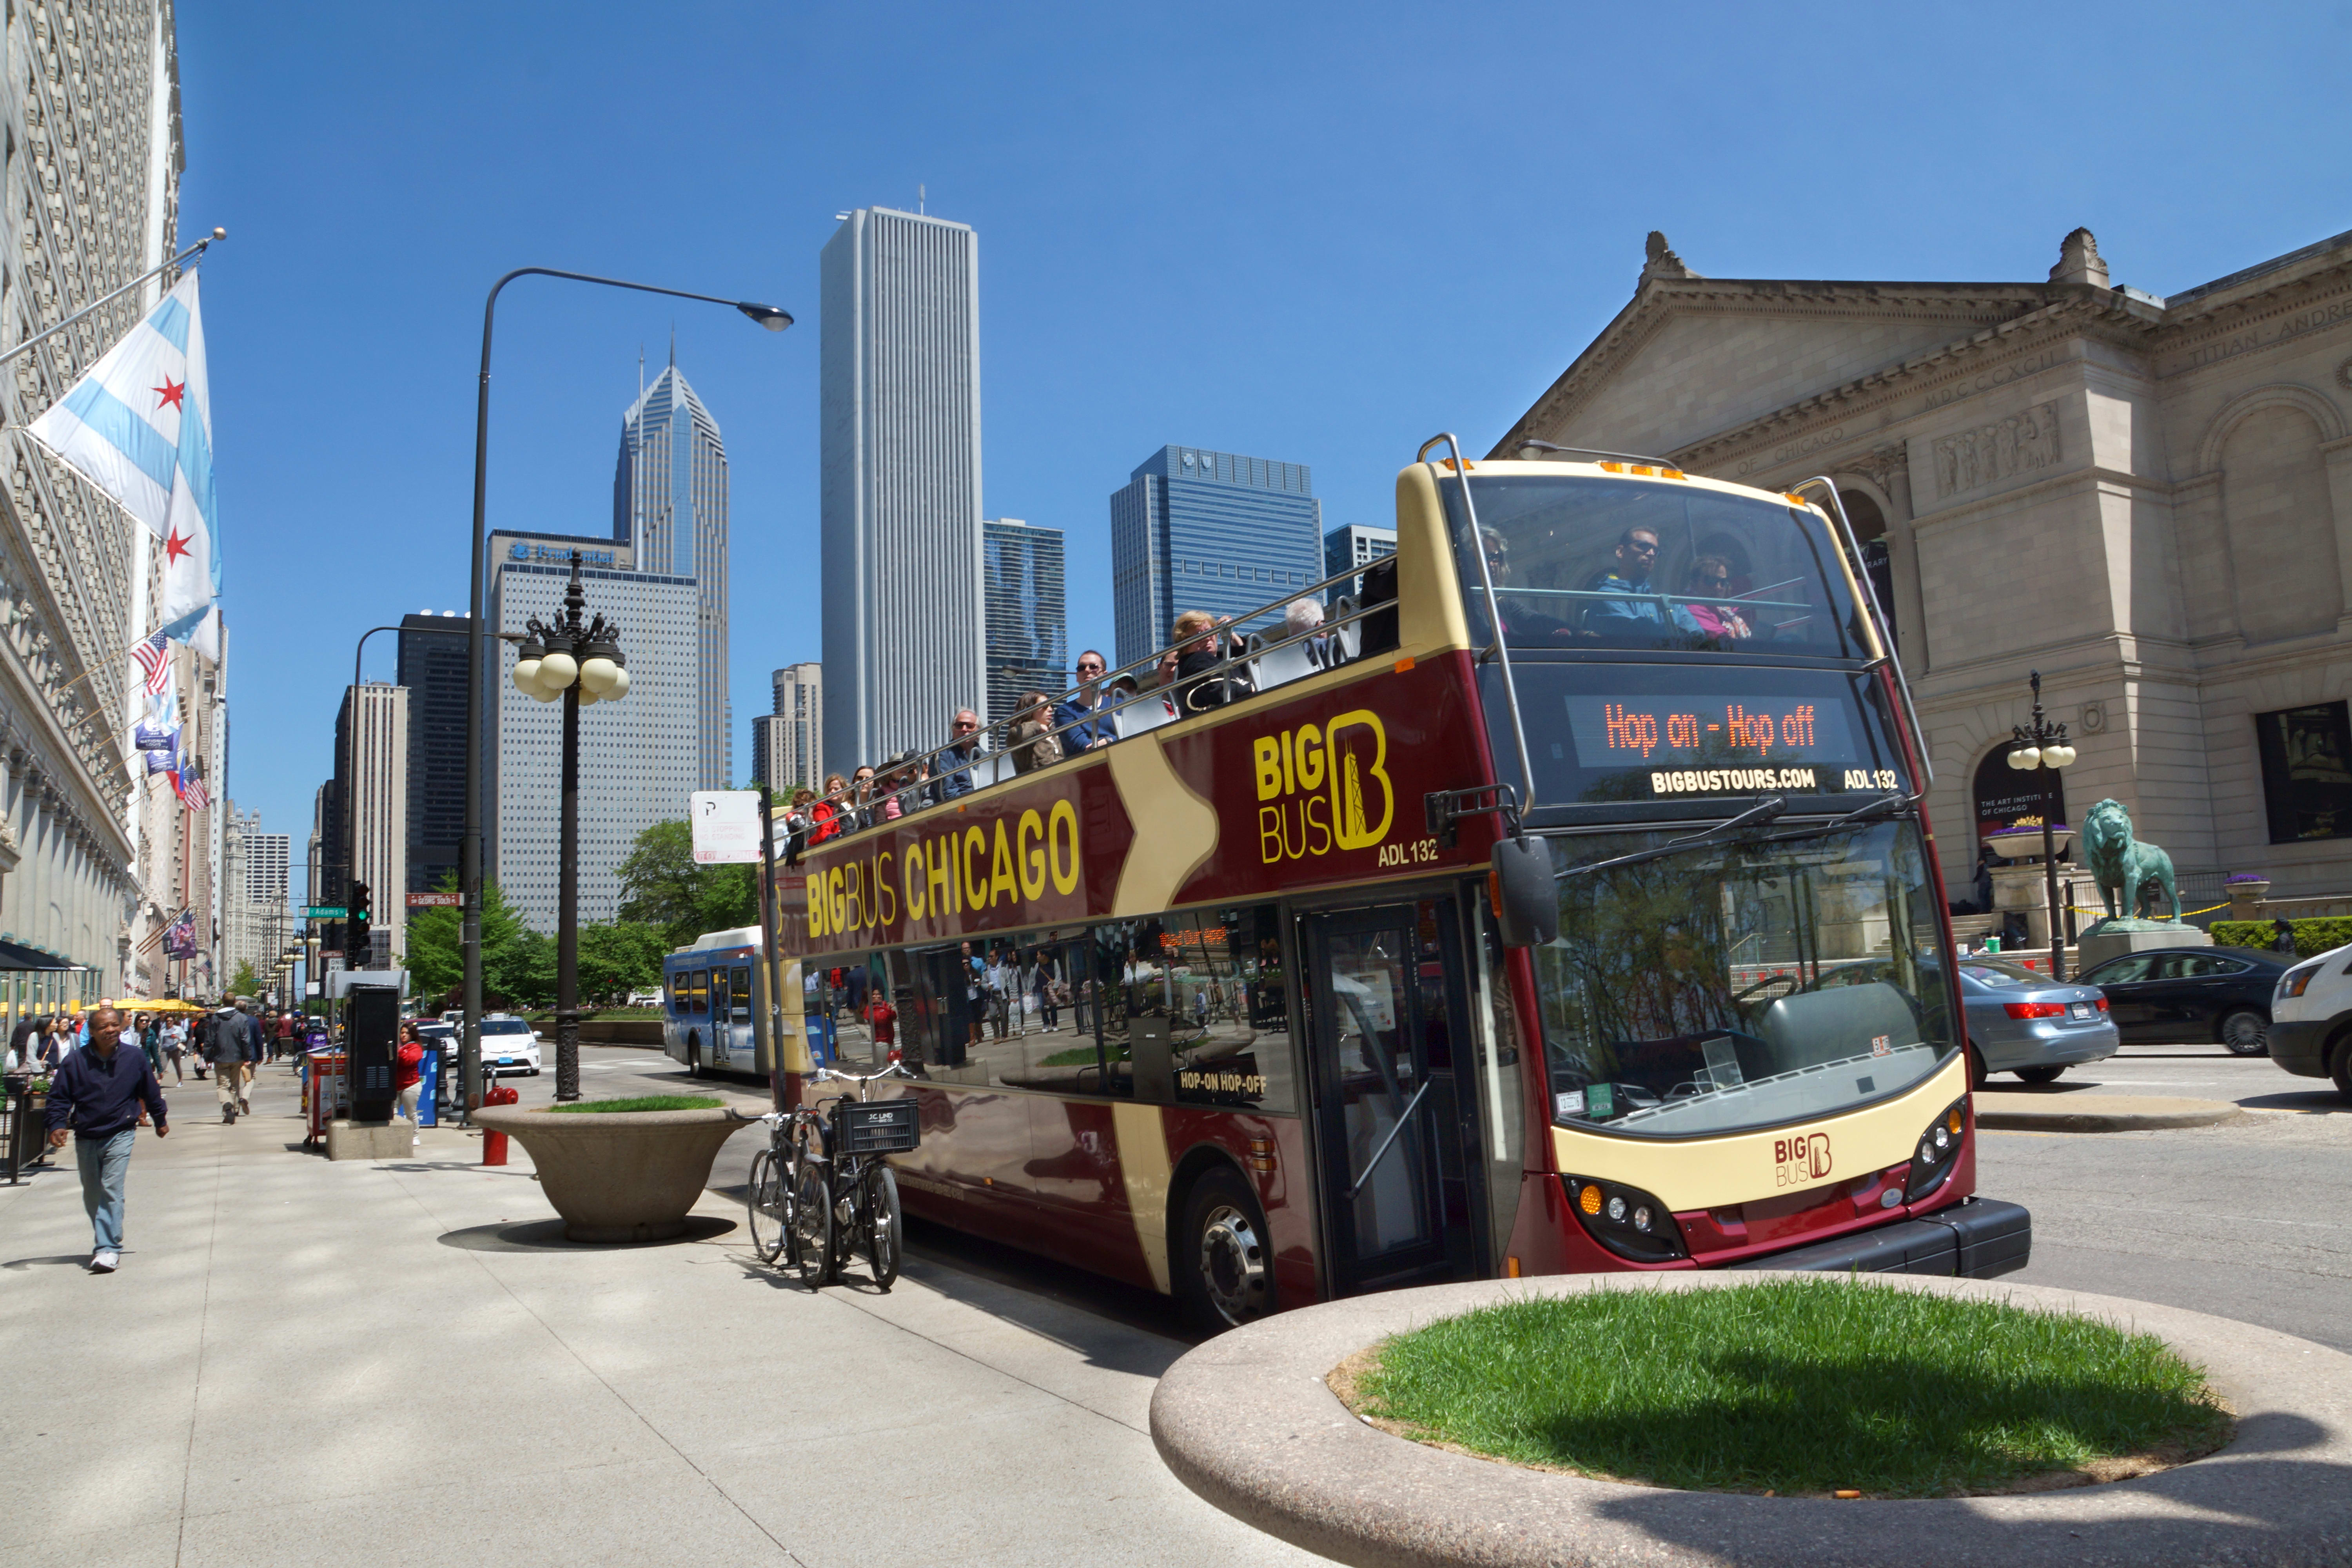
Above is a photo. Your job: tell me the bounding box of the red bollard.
[481,1082,519,1165]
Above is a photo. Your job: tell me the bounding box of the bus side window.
[1164,905,1296,1116]
[730,967,752,1025]
[690,970,709,1016]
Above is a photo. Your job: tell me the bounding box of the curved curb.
[1974,1094,2247,1132]
[1149,1272,2352,1568]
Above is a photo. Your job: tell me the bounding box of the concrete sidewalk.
[0,1065,1317,1568]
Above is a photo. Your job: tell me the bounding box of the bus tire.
[2330,1035,2352,1103]
[1176,1165,1272,1334]
[686,1035,702,1079]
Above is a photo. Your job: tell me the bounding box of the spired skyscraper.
[820,207,985,769]
[615,350,731,789]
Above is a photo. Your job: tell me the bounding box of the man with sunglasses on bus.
[1053,651,1113,751]
[932,709,984,802]
[1581,526,1698,636]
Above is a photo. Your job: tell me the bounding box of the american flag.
[131,628,171,695]
[174,757,208,812]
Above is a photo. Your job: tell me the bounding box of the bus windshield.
[1439,472,1867,657]
[1532,819,1955,1138]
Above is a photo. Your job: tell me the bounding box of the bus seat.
[1357,557,1399,657]
[1250,636,1318,692]
[1333,596,1361,662]
[1116,695,1179,736]
[1747,982,1923,1078]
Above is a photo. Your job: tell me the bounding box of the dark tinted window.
[2084,955,2155,984]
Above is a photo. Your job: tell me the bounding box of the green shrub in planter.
[2214,916,2352,957]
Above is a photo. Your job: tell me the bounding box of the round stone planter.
[1149,1271,2352,1568]
[472,1103,751,1243]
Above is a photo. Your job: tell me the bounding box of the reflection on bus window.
[1534,821,1955,1138]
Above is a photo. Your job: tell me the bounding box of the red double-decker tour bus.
[780,436,2028,1331]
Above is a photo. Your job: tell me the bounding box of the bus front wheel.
[1177,1166,1272,1333]
[686,1036,703,1079]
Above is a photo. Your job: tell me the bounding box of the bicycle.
[748,1064,918,1290]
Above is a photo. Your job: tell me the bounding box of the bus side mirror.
[1490,836,1558,947]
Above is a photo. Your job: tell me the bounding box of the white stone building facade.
[0,1,193,1007]
[1497,227,2352,902]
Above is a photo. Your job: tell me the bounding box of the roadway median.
[1972,1092,2246,1132]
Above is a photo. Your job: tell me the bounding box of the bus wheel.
[686,1036,702,1078]
[1967,1045,1988,1090]
[1178,1167,1271,1332]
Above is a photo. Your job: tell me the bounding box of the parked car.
[2268,941,2352,1099]
[477,1014,544,1076]
[1945,955,2120,1083]
[2074,946,2291,1054]
[416,1019,457,1064]
[625,989,661,1008]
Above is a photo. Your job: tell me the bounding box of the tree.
[404,873,532,1005]
[614,818,759,949]
[227,962,260,998]
[579,921,668,1005]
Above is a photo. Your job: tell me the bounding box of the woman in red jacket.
[395,1022,426,1150]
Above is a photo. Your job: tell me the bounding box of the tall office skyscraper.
[1323,523,1397,601]
[981,519,1067,722]
[820,207,985,770]
[752,663,822,792]
[399,611,472,895]
[335,682,410,961]
[615,354,731,789]
[491,530,699,930]
[1109,446,1323,669]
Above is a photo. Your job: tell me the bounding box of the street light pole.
[2005,670,2079,980]
[461,268,790,1124]
[509,551,630,1102]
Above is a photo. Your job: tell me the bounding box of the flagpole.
[0,228,224,374]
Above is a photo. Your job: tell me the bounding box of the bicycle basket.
[833,1098,920,1155]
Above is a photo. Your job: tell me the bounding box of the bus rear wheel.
[686,1036,703,1079]
[1177,1166,1271,1334]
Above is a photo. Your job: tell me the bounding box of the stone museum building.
[1494,225,2352,906]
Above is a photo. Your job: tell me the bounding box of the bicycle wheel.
[864,1165,902,1290]
[746,1150,787,1264]
[791,1160,832,1288]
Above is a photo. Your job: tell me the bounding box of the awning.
[0,938,85,971]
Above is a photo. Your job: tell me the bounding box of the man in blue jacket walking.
[44,1005,168,1273]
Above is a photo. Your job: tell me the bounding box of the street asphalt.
[4,1036,2342,1566]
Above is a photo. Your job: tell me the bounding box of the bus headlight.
[1905,1098,1967,1201]
[1564,1176,1688,1262]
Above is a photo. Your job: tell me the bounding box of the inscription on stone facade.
[2160,293,2352,378]
[1735,425,1847,477]
[1932,402,2060,498]
[1918,348,2067,412]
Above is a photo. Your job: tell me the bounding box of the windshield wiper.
[1753,791,1922,844]
[1562,797,1788,880]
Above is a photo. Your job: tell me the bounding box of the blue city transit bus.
[660,927,822,1079]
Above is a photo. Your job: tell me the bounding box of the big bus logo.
[1253,708,1393,863]
[1772,1132,1832,1188]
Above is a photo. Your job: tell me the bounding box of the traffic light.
[346,882,372,964]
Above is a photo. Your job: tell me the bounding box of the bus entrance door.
[1303,898,1483,1297]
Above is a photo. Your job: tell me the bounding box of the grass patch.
[546,1095,723,1114]
[1348,1279,2230,1498]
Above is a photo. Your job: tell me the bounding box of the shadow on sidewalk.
[438,1215,736,1253]
[3,1254,100,1270]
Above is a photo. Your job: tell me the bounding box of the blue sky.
[177,0,2352,860]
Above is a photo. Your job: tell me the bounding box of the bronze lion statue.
[2081,798,2178,924]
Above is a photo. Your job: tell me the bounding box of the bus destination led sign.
[1563,694,1896,797]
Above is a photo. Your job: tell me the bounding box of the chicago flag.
[24,273,219,653]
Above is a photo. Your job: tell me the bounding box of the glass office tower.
[615,357,731,790]
[1109,445,1322,669]
[981,518,1066,723]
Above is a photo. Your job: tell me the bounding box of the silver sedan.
[1949,955,2119,1083]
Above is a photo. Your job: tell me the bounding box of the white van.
[2268,941,2352,1098]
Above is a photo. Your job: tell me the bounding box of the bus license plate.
[2068,1003,2092,1019]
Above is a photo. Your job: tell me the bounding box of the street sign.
[406,892,461,908]
[305,906,347,918]
[690,790,764,864]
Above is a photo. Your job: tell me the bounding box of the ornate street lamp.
[2005,670,2079,979]
[509,550,630,1101]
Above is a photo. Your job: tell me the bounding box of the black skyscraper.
[399,613,473,895]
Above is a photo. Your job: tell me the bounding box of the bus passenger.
[1172,610,1251,713]
[809,775,850,844]
[1283,598,1331,666]
[1580,527,1697,636]
[1680,556,1752,640]
[1008,692,1063,774]
[1054,651,1112,750]
[933,710,983,801]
